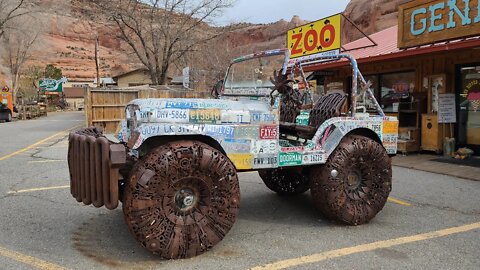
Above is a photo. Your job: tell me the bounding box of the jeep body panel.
[118,98,398,170]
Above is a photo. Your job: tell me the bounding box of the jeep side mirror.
[212,79,224,98]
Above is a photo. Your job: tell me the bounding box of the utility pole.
[95,36,101,88]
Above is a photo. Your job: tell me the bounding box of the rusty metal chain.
[73,126,103,138]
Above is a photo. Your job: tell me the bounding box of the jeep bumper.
[67,129,126,210]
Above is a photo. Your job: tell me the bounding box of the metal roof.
[342,26,400,59]
[304,25,480,72]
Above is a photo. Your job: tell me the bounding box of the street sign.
[39,77,68,92]
[287,14,341,61]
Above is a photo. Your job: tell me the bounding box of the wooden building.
[63,87,85,110]
[113,68,173,88]
[306,16,480,155]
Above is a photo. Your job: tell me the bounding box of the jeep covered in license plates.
[68,49,398,259]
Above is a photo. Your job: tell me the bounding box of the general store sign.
[287,14,341,61]
[398,0,480,48]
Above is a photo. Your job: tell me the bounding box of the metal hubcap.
[346,171,362,190]
[175,188,196,211]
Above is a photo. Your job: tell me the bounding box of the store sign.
[398,0,480,48]
[287,14,341,61]
[39,77,68,92]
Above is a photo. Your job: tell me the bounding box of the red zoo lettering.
[304,29,318,51]
[320,24,335,48]
[290,24,337,55]
[291,33,303,55]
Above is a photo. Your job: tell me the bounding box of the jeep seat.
[279,92,347,140]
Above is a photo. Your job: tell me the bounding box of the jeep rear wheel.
[123,140,240,259]
[309,135,392,225]
[259,168,309,195]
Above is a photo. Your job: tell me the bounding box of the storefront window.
[379,72,415,112]
[459,65,480,150]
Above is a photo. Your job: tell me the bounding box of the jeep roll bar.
[224,49,385,117]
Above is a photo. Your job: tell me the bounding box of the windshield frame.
[222,49,291,97]
[222,49,385,118]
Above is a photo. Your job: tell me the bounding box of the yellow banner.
[287,14,341,59]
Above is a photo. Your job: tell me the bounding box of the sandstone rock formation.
[0,0,404,84]
[342,0,404,43]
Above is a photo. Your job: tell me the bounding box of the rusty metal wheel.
[122,140,240,259]
[309,135,392,225]
[258,168,309,196]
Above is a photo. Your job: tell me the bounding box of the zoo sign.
[287,14,341,61]
[398,0,480,48]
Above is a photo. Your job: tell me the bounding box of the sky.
[217,0,351,25]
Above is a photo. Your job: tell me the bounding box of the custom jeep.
[68,49,398,259]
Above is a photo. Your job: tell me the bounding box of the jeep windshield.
[223,49,290,97]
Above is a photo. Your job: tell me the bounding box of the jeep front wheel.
[309,135,392,225]
[259,168,310,195]
[123,140,240,259]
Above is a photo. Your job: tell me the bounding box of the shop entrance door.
[457,64,480,155]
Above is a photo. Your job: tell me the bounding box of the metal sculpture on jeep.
[68,48,398,259]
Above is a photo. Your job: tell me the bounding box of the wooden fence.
[86,87,210,133]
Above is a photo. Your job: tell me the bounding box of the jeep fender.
[312,117,398,156]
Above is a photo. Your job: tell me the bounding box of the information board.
[438,93,457,123]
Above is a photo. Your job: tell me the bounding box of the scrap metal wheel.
[258,168,309,196]
[122,140,240,259]
[309,135,392,225]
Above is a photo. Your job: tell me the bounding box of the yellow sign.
[287,14,341,60]
[189,109,221,124]
[228,154,253,170]
[383,121,399,134]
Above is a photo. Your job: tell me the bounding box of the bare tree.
[0,15,43,101]
[0,0,32,38]
[97,0,234,85]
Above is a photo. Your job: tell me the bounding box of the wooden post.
[95,37,101,88]
[86,87,91,127]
